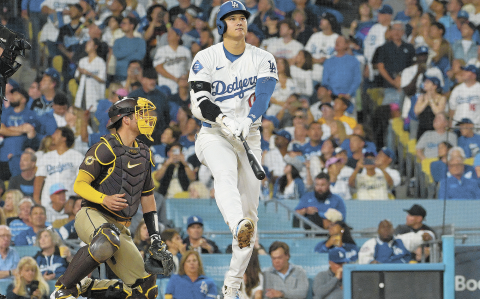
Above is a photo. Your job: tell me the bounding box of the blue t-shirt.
[458,134,480,158]
[14,224,54,246]
[0,248,19,282]
[431,161,476,183]
[340,139,377,158]
[314,242,359,262]
[165,274,218,299]
[150,144,167,170]
[95,99,112,136]
[300,142,323,160]
[438,172,480,200]
[295,192,347,220]
[179,136,196,160]
[375,238,411,264]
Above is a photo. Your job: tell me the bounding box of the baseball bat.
[239,135,266,180]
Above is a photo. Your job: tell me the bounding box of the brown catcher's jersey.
[79,133,155,220]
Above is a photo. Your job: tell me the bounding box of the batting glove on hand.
[216,114,237,139]
[235,118,253,139]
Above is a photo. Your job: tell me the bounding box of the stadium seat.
[0,280,12,296]
[14,246,40,258]
[52,55,63,74]
[68,78,78,101]
[465,157,474,166]
[156,277,170,299]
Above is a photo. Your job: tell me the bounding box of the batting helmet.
[216,0,251,35]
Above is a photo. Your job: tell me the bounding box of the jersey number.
[248,93,256,107]
[268,60,276,74]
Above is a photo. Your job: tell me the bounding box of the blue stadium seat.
[156,277,170,299]
[200,254,231,293]
[0,279,13,296]
[14,246,41,258]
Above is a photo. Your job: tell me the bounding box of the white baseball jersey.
[75,56,107,111]
[449,82,480,127]
[153,44,192,94]
[36,149,84,206]
[305,32,339,60]
[40,0,78,42]
[266,37,304,60]
[189,42,279,124]
[363,23,388,81]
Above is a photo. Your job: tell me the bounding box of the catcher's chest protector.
[93,134,151,219]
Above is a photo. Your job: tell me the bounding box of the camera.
[364,158,375,165]
[172,148,180,155]
[26,280,39,295]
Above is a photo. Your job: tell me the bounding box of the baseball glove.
[144,235,174,276]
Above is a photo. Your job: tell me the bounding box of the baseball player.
[188,1,278,298]
[51,97,174,299]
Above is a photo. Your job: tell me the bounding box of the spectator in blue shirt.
[8,151,37,197]
[9,198,35,238]
[457,118,480,158]
[438,153,480,199]
[165,250,217,299]
[295,173,346,229]
[0,225,19,282]
[273,163,305,200]
[314,221,359,262]
[14,205,50,246]
[300,122,323,160]
[0,88,41,180]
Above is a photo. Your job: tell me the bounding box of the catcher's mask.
[0,25,31,79]
[107,97,157,141]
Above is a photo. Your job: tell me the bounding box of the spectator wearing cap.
[324,149,354,200]
[273,163,305,200]
[265,19,303,60]
[377,21,415,106]
[168,0,202,24]
[445,10,480,45]
[340,124,376,158]
[31,68,61,118]
[330,96,357,130]
[45,183,68,223]
[261,115,280,152]
[263,130,291,180]
[39,93,70,138]
[310,84,333,122]
[0,88,41,181]
[98,0,127,29]
[417,113,457,161]
[139,4,168,58]
[458,118,480,158]
[349,151,391,200]
[113,16,146,81]
[305,12,339,83]
[295,172,347,229]
[129,68,170,144]
[322,36,362,105]
[183,216,221,254]
[153,26,192,96]
[246,24,265,47]
[74,37,106,111]
[312,247,350,299]
[413,76,447,140]
[452,21,478,62]
[167,14,197,48]
[364,4,393,83]
[375,147,401,193]
[56,3,86,81]
[449,65,480,129]
[438,146,480,199]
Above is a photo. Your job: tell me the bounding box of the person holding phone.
[154,142,196,198]
[6,256,49,299]
[348,151,391,200]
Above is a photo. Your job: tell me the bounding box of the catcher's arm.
[142,195,174,276]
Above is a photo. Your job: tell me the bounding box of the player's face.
[270,248,289,272]
[224,13,247,40]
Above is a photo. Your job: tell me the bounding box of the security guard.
[51,97,174,299]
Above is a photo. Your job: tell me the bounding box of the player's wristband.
[143,211,160,236]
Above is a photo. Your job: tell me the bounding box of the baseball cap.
[319,102,333,110]
[248,24,265,43]
[11,87,29,100]
[380,147,395,161]
[274,130,292,142]
[262,115,279,128]
[325,157,341,168]
[415,46,429,56]
[336,96,352,110]
[49,183,68,196]
[457,118,474,125]
[458,10,469,20]
[378,4,393,15]
[197,12,208,22]
[329,247,351,264]
[265,11,281,21]
[461,64,479,75]
[464,21,476,31]
[404,204,426,218]
[143,68,158,80]
[284,156,304,172]
[171,27,183,38]
[7,79,19,89]
[44,68,61,84]
[115,88,128,97]
[424,76,441,88]
[187,215,203,227]
[185,8,197,18]
[176,14,189,24]
[292,143,303,152]
[363,150,376,158]
[321,208,343,222]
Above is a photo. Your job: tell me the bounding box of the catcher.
[51,97,174,299]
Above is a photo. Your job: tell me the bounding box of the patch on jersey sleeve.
[192,60,204,74]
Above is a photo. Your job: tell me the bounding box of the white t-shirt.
[355,169,389,200]
[36,149,84,206]
[264,147,286,177]
[363,23,388,81]
[449,82,480,127]
[266,38,304,59]
[45,204,67,223]
[290,66,313,96]
[75,56,107,112]
[324,165,354,200]
[305,32,339,60]
[153,44,192,94]
[40,0,79,42]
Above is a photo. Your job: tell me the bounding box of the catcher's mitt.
[144,236,174,276]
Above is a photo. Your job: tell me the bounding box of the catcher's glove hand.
[144,235,174,276]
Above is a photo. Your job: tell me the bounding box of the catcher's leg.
[52,223,121,299]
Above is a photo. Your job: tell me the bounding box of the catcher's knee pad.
[89,223,121,263]
[131,274,158,299]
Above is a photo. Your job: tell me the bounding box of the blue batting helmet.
[216,0,250,35]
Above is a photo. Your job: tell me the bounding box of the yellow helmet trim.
[135,98,157,141]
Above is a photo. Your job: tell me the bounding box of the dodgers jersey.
[449,82,480,127]
[188,43,279,125]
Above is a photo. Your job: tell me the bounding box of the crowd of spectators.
[1,0,480,297]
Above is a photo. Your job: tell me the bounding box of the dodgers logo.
[232,1,238,8]
[192,60,203,74]
[212,76,257,102]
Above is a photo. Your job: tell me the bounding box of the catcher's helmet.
[216,0,250,35]
[107,97,157,141]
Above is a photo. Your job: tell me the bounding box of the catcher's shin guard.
[131,274,158,299]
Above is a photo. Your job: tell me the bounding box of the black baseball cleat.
[50,277,92,299]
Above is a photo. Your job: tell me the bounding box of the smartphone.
[364,158,375,165]
[172,148,180,155]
